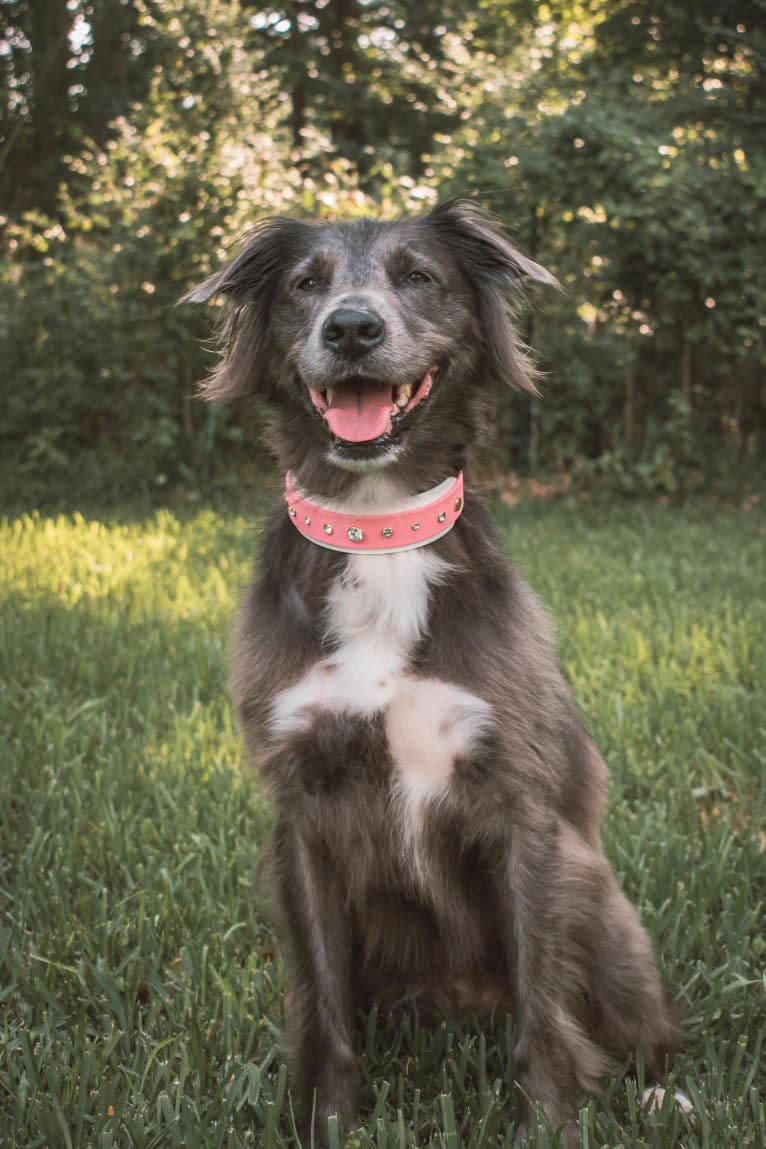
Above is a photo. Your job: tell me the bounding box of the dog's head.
[186,200,555,488]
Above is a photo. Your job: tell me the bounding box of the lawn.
[1,496,764,1148]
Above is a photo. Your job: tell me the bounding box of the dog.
[186,200,676,1146]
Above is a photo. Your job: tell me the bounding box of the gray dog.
[187,200,676,1147]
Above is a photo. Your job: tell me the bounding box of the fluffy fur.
[188,200,676,1147]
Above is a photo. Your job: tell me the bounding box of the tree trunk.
[623,367,635,447]
[2,0,72,215]
[288,1,308,151]
[681,340,693,418]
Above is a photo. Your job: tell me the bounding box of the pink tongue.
[324,382,393,443]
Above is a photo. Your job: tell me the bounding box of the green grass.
[1,498,764,1148]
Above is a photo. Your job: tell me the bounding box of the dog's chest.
[270,551,492,814]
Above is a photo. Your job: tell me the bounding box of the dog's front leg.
[495,808,599,1148]
[272,813,357,1147]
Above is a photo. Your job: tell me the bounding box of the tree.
[0,0,156,216]
[2,0,764,502]
[427,0,766,485]
[242,0,463,188]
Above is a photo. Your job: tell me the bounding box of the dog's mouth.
[307,366,438,445]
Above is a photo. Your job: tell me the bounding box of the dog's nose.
[322,307,386,357]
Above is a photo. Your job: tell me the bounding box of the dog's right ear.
[181,217,308,402]
[182,216,308,306]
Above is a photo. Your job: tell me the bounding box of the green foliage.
[1,0,294,505]
[1,215,205,504]
[428,2,766,486]
[1,0,764,504]
[1,502,764,1145]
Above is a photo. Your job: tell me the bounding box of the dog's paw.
[641,1085,697,1129]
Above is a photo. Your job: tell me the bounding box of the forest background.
[2,0,765,507]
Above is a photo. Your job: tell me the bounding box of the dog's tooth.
[326,388,334,406]
[395,383,412,408]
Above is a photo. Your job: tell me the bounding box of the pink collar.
[285,472,464,554]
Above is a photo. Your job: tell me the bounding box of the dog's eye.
[295,276,320,292]
[406,270,432,285]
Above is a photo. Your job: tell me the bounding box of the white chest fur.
[269,550,493,817]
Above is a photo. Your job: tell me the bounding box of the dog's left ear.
[181,216,309,402]
[427,199,557,290]
[426,200,557,394]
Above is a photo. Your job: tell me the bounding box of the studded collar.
[284,472,465,554]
